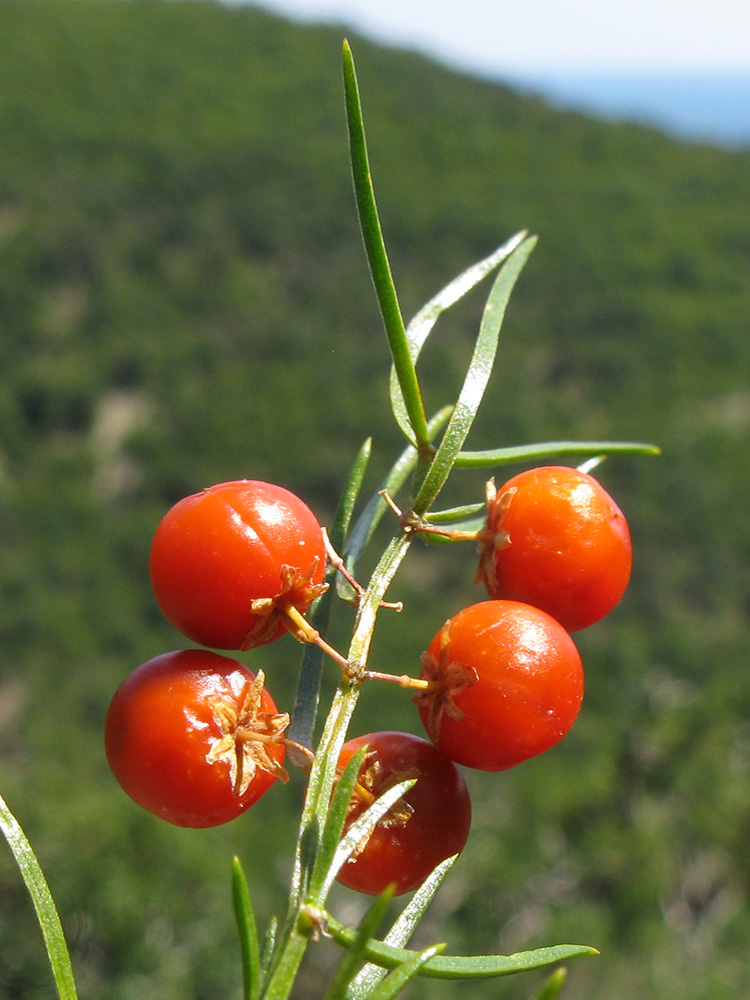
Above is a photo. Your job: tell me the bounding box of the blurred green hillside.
[0,2,749,999]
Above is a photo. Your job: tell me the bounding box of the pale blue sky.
[255,0,750,76]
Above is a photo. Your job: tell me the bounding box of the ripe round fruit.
[416,601,584,771]
[150,480,327,650]
[478,466,632,631]
[335,731,472,896]
[105,649,288,827]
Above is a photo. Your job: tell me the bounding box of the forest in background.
[0,2,750,998]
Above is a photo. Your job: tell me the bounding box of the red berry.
[105,649,288,827]
[150,480,327,650]
[478,466,632,631]
[415,601,584,771]
[336,731,472,896]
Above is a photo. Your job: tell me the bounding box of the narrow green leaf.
[411,235,537,516]
[308,748,367,904]
[455,439,661,468]
[288,438,371,752]
[346,529,414,680]
[232,856,261,1000]
[423,503,486,524]
[0,791,78,1000]
[348,856,457,999]
[390,232,527,442]
[342,407,452,584]
[534,966,568,1000]
[259,914,278,983]
[268,676,368,1000]
[295,820,320,905]
[362,945,444,1000]
[326,914,597,980]
[380,855,456,949]
[286,637,327,758]
[322,889,395,1000]
[262,923,308,1000]
[342,40,429,448]
[322,777,416,901]
[290,678,364,908]
[331,437,372,551]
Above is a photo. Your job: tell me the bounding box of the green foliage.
[0,793,78,1000]
[0,2,749,999]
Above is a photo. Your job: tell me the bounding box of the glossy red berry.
[105,649,288,828]
[478,466,632,631]
[415,600,584,771]
[150,480,327,650]
[335,731,472,896]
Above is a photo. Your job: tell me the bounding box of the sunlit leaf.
[390,232,527,442]
[323,777,416,899]
[0,792,79,1000]
[232,857,261,1000]
[307,748,367,904]
[358,945,444,1000]
[343,40,429,448]
[327,913,598,980]
[342,408,452,586]
[411,235,537,516]
[455,439,660,468]
[289,438,371,751]
[348,856,457,998]
[322,889,395,1000]
[534,966,568,1000]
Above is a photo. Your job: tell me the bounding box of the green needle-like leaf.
[411,234,537,516]
[290,681,359,910]
[0,791,78,1000]
[289,438,371,752]
[534,966,568,1000]
[307,748,366,904]
[327,914,597,980]
[232,857,261,1000]
[322,889,395,1000]
[455,439,661,468]
[342,407,452,585]
[330,438,373,551]
[259,915,278,980]
[361,945,444,1000]
[379,856,456,948]
[323,777,416,900]
[342,40,429,449]
[390,232,527,443]
[423,503,486,523]
[348,856,457,999]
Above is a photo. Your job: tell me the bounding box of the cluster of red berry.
[105,466,631,897]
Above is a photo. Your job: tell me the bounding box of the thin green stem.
[263,522,413,1000]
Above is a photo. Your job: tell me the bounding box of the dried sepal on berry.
[416,602,584,772]
[412,623,477,743]
[244,560,329,649]
[475,478,514,587]
[150,480,328,650]
[105,650,289,827]
[335,732,472,896]
[206,669,290,794]
[346,749,417,833]
[476,466,632,631]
